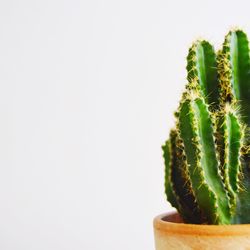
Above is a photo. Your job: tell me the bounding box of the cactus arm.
[229,31,250,101]
[227,111,242,192]
[178,96,218,224]
[162,132,204,223]
[169,130,204,224]
[162,140,179,209]
[218,30,250,124]
[178,93,231,224]
[215,114,234,209]
[193,97,232,223]
[186,41,219,108]
[215,106,243,213]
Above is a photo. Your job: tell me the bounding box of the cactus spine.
[163,29,248,224]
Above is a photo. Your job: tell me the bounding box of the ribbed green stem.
[169,130,204,224]
[215,104,243,214]
[218,30,250,125]
[178,93,231,224]
[162,140,179,209]
[186,40,219,109]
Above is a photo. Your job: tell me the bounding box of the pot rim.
[154,211,250,236]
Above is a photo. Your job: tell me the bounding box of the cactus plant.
[162,29,250,224]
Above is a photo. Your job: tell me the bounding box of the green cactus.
[162,29,250,224]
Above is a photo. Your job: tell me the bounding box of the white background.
[0,0,250,249]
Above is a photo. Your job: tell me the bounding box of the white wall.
[0,0,250,249]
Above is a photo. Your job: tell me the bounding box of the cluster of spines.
[163,29,248,224]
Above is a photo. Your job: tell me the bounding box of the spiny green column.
[214,104,243,215]
[162,140,179,210]
[218,29,250,124]
[186,40,220,109]
[177,92,231,224]
[170,130,203,223]
[162,130,204,223]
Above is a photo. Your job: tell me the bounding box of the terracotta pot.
[153,212,250,250]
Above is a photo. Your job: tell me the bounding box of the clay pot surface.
[153,212,250,250]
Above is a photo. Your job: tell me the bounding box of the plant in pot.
[154,29,250,250]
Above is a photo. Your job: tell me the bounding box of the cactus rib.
[162,140,179,209]
[178,92,231,224]
[215,104,243,214]
[169,130,204,224]
[218,30,250,124]
[177,94,218,224]
[186,41,219,109]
